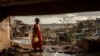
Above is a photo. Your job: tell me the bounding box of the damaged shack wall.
[0,17,10,50]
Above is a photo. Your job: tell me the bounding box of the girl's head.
[35,18,40,24]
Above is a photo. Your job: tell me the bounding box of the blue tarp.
[75,33,84,39]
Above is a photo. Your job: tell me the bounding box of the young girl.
[32,18,43,52]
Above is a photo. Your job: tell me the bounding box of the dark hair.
[35,18,40,24]
[35,18,39,22]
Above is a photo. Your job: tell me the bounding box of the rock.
[22,48,30,50]
[63,46,70,50]
[58,50,64,53]
[11,44,22,49]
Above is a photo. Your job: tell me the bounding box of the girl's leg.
[39,48,43,52]
[34,48,37,51]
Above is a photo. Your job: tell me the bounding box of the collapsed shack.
[12,24,30,38]
[11,19,31,38]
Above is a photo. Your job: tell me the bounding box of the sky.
[14,11,100,24]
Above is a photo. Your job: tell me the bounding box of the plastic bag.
[34,37,39,43]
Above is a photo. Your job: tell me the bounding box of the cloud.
[75,11,100,16]
[14,12,99,24]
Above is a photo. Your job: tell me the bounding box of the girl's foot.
[39,48,43,52]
